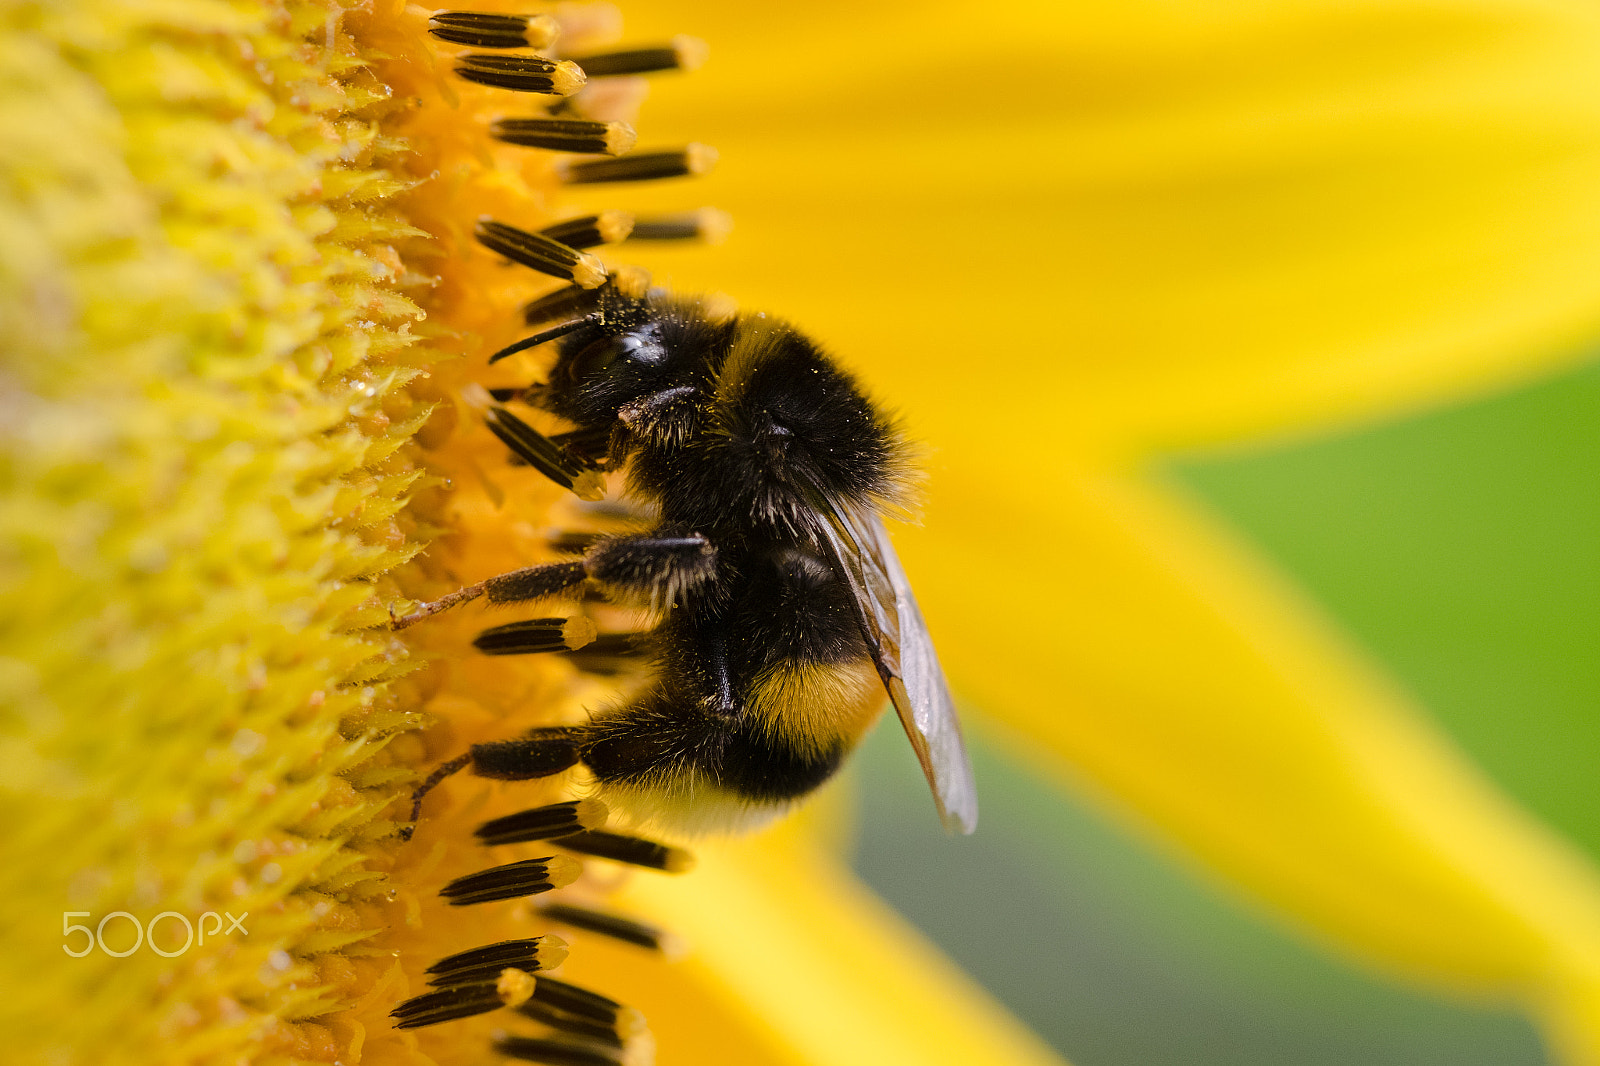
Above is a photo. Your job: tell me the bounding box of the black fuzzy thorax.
[642,314,900,539]
[542,292,905,542]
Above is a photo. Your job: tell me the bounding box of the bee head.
[541,285,736,440]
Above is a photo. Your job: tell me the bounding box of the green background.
[849,361,1600,1065]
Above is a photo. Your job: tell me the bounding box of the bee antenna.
[489,315,600,365]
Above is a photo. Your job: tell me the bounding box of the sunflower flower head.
[0,0,689,1059]
[0,0,450,1060]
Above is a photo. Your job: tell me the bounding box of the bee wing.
[816,501,978,834]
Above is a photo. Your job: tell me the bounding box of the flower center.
[375,7,724,1064]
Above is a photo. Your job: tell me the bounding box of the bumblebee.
[400,273,978,836]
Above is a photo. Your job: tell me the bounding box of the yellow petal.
[900,456,1600,1061]
[627,0,1600,455]
[0,3,440,1062]
[585,822,1067,1066]
[622,1,1600,1059]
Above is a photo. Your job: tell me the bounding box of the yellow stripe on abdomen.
[747,657,886,757]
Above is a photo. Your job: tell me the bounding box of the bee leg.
[470,728,587,780]
[484,562,590,604]
[582,528,718,603]
[616,385,700,446]
[400,752,472,839]
[403,728,586,840]
[391,561,589,629]
[393,526,712,630]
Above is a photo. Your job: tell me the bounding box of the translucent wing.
[815,500,978,834]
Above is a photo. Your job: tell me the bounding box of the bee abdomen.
[746,657,885,756]
[581,689,850,806]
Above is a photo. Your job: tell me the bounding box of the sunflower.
[5,1,1600,1065]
